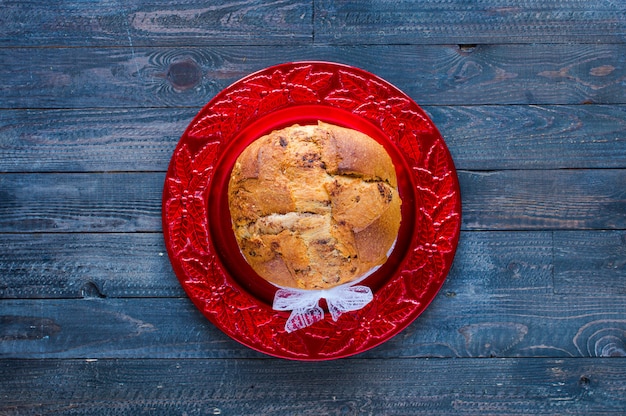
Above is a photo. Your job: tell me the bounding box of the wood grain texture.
[0,0,312,47]
[448,231,553,295]
[1,231,624,360]
[1,105,625,173]
[1,358,625,414]
[1,236,625,360]
[0,108,194,173]
[0,0,624,413]
[316,0,626,45]
[428,104,626,170]
[1,292,626,359]
[0,230,552,299]
[0,173,164,233]
[3,0,625,47]
[0,233,181,299]
[2,44,626,109]
[554,230,626,295]
[2,170,624,233]
[459,169,626,231]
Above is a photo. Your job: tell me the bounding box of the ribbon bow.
[273,284,374,333]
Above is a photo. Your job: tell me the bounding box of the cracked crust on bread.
[228,121,402,290]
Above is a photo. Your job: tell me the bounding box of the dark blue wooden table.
[1,1,625,414]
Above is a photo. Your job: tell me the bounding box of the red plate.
[162,61,461,360]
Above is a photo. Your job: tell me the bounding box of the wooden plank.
[0,231,553,299]
[447,231,553,295]
[1,230,622,358]
[2,105,625,173]
[0,0,312,47]
[0,173,164,233]
[316,0,626,45]
[0,233,182,299]
[459,169,626,231]
[0,298,236,359]
[2,170,624,233]
[1,358,625,415]
[427,104,626,170]
[0,108,194,173]
[554,231,626,295]
[411,290,626,360]
[2,0,624,47]
[2,44,626,109]
[1,275,625,359]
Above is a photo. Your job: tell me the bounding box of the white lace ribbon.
[273,284,374,333]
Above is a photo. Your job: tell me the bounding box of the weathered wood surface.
[0,233,180,299]
[3,230,623,300]
[2,105,625,173]
[459,169,626,230]
[1,286,625,359]
[316,0,626,45]
[554,231,626,295]
[2,44,626,108]
[1,231,624,361]
[1,0,625,414]
[1,170,624,233]
[0,0,313,47]
[3,0,625,46]
[0,173,165,233]
[0,108,192,173]
[2,358,626,415]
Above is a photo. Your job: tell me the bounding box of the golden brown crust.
[228,121,401,290]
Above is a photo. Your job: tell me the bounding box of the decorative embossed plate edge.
[162,61,461,360]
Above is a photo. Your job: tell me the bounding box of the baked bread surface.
[228,121,401,290]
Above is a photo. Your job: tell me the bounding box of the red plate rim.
[162,61,462,360]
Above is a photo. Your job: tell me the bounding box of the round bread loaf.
[228,121,402,290]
